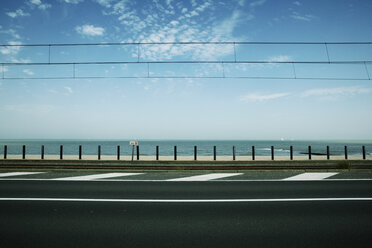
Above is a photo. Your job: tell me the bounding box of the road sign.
[130,141,138,146]
[130,141,138,163]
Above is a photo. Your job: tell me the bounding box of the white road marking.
[53,173,143,181]
[283,172,338,181]
[0,172,45,178]
[1,178,372,182]
[0,197,371,203]
[166,173,243,181]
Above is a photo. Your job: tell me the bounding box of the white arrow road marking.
[53,173,143,181]
[283,172,338,181]
[0,172,45,178]
[167,173,243,181]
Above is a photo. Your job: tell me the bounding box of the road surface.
[1,178,372,247]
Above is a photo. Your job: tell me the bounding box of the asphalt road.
[1,180,372,248]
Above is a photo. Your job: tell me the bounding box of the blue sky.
[0,0,372,140]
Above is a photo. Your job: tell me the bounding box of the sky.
[0,0,372,140]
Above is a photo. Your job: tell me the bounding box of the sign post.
[130,141,138,162]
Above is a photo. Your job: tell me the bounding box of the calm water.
[0,140,371,157]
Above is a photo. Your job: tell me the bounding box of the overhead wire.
[0,41,371,80]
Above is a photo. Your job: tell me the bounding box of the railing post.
[345,146,348,160]
[22,145,26,159]
[98,145,101,160]
[252,146,255,161]
[213,146,216,161]
[271,146,274,160]
[362,146,366,160]
[79,145,82,160]
[60,145,63,160]
[308,146,311,160]
[156,146,159,160]
[117,145,120,160]
[233,146,236,161]
[4,145,7,159]
[194,146,197,161]
[174,146,177,160]
[290,146,293,160]
[41,145,44,160]
[327,146,330,160]
[137,145,140,160]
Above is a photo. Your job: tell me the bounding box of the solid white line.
[0,197,371,203]
[1,178,372,182]
[0,172,45,178]
[167,173,243,181]
[283,172,338,181]
[52,173,143,181]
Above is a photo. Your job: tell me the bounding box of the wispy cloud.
[6,9,30,18]
[64,86,73,94]
[28,0,52,10]
[0,66,8,74]
[240,92,290,102]
[94,0,114,8]
[62,0,84,4]
[23,69,34,75]
[0,28,21,39]
[293,1,302,6]
[250,0,267,7]
[0,41,22,55]
[75,24,105,36]
[268,55,292,62]
[291,11,316,21]
[238,0,245,6]
[100,0,245,61]
[301,86,371,98]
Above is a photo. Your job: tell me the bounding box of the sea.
[0,140,371,157]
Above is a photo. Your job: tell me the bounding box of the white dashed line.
[166,173,243,181]
[52,173,143,181]
[283,172,338,181]
[0,172,45,178]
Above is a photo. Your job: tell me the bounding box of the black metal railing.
[0,144,369,161]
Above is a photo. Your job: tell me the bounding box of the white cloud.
[293,1,301,6]
[268,55,292,62]
[250,0,266,7]
[166,0,173,9]
[0,41,22,55]
[94,0,114,7]
[170,20,179,26]
[75,25,105,36]
[6,9,30,18]
[240,92,290,102]
[23,69,34,75]
[291,12,316,21]
[0,28,21,39]
[0,66,8,73]
[64,86,73,94]
[29,0,52,10]
[301,86,371,98]
[10,58,32,63]
[103,0,243,61]
[62,0,84,4]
